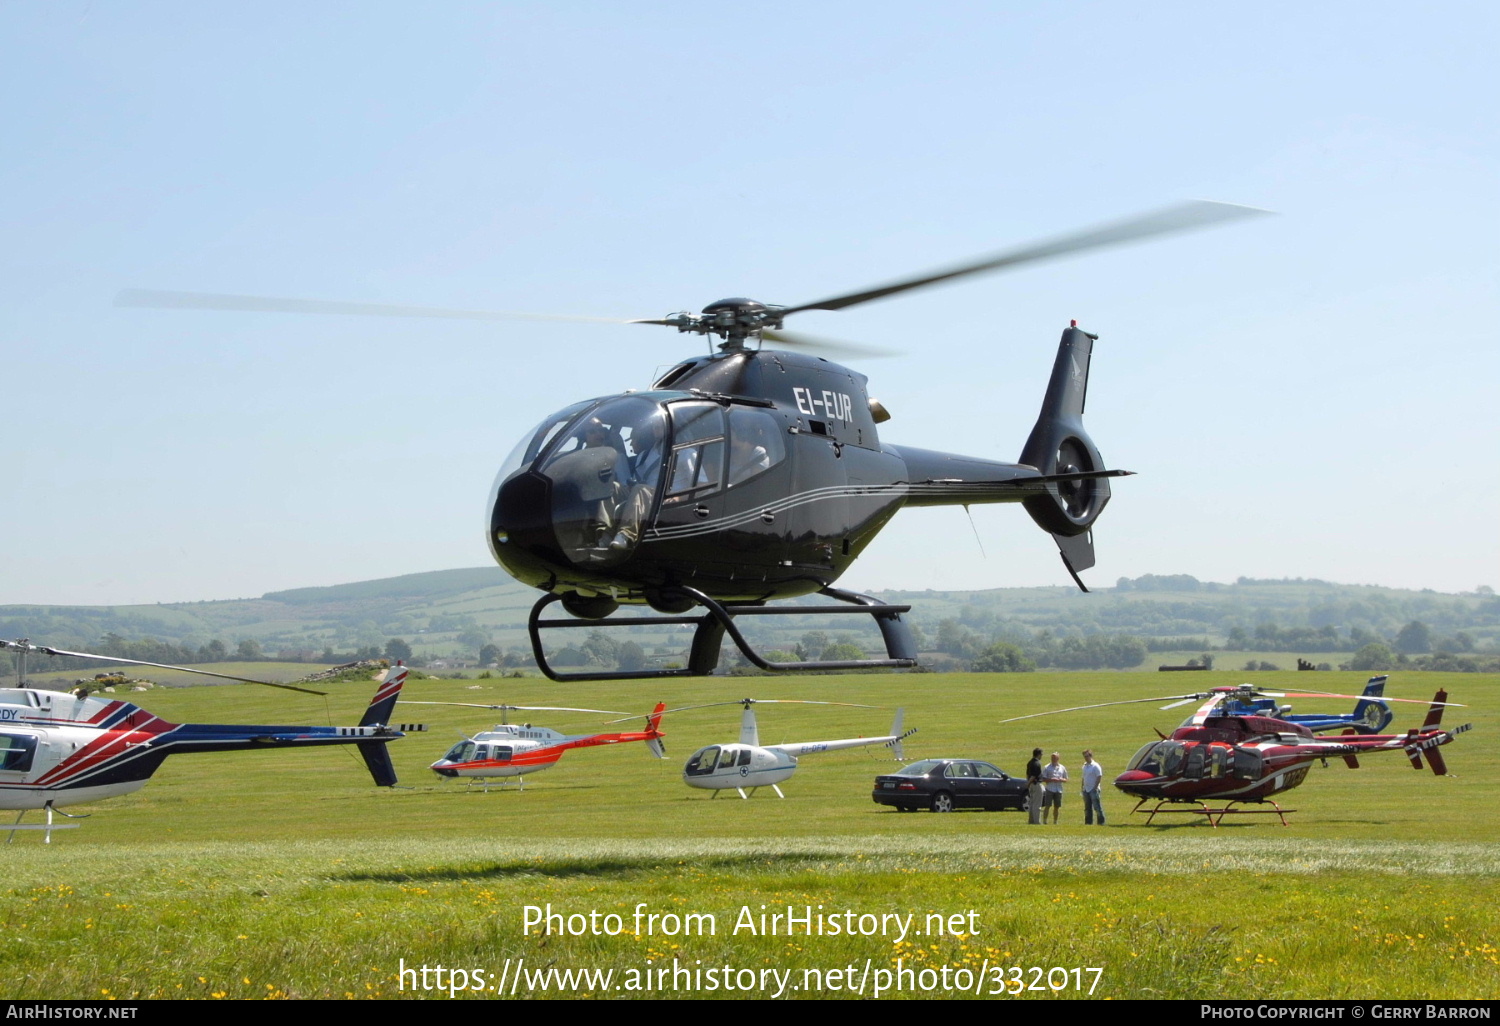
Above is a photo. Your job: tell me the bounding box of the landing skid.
[466,776,525,793]
[728,784,786,800]
[7,802,86,844]
[1132,797,1295,827]
[529,585,918,682]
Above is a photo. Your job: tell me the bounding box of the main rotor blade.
[759,328,901,359]
[115,289,631,325]
[1278,690,1464,707]
[2,640,326,695]
[999,694,1208,723]
[611,698,875,722]
[780,200,1271,315]
[400,702,629,715]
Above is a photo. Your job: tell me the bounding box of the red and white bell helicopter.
[0,639,422,841]
[670,698,916,799]
[1002,683,1470,825]
[411,701,668,790]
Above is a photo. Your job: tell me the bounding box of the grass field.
[4,670,1497,1000]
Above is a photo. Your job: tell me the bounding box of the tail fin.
[359,661,407,728]
[352,663,410,786]
[1019,325,1113,591]
[1351,675,1392,733]
[356,741,398,787]
[1419,690,1449,776]
[885,708,917,761]
[645,702,667,759]
[739,705,760,747]
[1422,690,1448,731]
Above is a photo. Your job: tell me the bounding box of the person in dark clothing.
[1025,747,1044,825]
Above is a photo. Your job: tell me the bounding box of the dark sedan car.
[872,759,1029,813]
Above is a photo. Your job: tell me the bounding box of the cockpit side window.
[664,402,726,503]
[1127,741,1183,776]
[686,746,722,776]
[726,407,786,488]
[444,741,477,764]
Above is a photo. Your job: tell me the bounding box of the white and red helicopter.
[0,639,422,841]
[673,698,916,799]
[416,701,668,790]
[1002,683,1470,826]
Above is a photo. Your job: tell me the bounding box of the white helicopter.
[0,639,421,841]
[672,698,916,799]
[409,701,667,791]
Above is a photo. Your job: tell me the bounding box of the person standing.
[1081,749,1105,826]
[1025,748,1044,825]
[1041,752,1068,825]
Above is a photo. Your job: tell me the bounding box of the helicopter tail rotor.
[1019,324,1112,590]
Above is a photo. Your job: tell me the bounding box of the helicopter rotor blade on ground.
[778,200,1271,315]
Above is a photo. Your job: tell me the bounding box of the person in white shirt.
[1081,749,1105,826]
[1040,752,1068,825]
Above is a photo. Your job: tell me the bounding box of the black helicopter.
[119,201,1265,681]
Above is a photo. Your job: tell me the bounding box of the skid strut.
[528,585,918,682]
[6,802,84,844]
[1133,797,1295,827]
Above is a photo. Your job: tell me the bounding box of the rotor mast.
[648,298,785,352]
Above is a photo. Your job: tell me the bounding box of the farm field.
[5,670,1497,1000]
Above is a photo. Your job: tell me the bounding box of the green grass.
[4,670,1496,999]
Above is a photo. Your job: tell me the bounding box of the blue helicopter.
[1213,676,1393,734]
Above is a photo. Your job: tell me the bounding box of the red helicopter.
[1003,685,1471,826]
[407,701,667,791]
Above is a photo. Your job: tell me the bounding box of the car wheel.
[930,792,954,813]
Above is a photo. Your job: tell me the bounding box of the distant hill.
[3,570,1496,672]
[263,567,515,604]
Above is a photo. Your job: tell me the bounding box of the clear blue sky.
[3,2,1496,605]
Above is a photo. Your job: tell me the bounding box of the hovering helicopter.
[0,639,422,841]
[414,701,667,791]
[672,698,915,799]
[118,201,1269,681]
[1216,675,1393,734]
[1001,684,1469,825]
